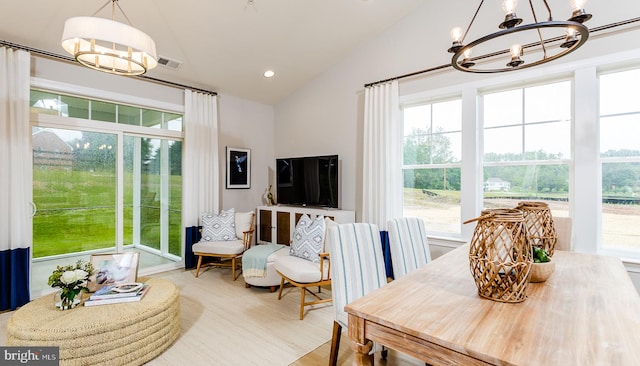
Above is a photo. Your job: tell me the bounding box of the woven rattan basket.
[516,201,557,256]
[465,208,533,303]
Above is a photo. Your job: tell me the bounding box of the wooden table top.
[345,244,640,365]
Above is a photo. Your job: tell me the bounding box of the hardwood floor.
[291,335,424,366]
[1,267,333,365]
[1,267,424,365]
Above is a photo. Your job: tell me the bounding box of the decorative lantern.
[465,208,533,303]
[516,201,557,256]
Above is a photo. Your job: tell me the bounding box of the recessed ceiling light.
[263,70,275,78]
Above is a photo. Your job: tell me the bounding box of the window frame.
[29,78,185,269]
[399,48,640,262]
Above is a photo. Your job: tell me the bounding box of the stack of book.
[84,282,150,307]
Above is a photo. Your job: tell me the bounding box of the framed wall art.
[226,147,251,189]
[88,252,140,292]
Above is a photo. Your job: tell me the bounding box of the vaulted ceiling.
[1,0,426,105]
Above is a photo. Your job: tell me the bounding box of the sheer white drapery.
[0,47,32,310]
[362,80,402,230]
[0,47,32,252]
[183,90,220,225]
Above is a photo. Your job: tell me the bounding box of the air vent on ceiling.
[157,56,183,70]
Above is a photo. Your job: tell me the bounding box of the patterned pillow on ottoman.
[201,208,236,241]
[290,214,325,263]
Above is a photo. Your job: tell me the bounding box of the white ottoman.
[243,246,290,292]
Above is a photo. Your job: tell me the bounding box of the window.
[30,89,183,131]
[32,128,117,257]
[402,99,462,236]
[599,68,640,252]
[482,81,571,218]
[30,89,183,293]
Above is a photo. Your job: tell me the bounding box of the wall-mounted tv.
[276,155,339,208]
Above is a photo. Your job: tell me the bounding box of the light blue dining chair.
[326,223,388,366]
[387,217,432,279]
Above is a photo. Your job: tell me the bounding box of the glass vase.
[54,290,81,310]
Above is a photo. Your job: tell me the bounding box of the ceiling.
[0,0,427,105]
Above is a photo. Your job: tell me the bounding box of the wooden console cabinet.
[256,205,355,245]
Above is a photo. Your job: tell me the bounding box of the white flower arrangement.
[48,260,94,309]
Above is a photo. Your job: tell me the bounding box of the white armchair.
[192,209,255,280]
[274,215,335,320]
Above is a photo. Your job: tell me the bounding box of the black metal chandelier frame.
[448,0,592,73]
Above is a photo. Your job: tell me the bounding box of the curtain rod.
[0,39,218,96]
[364,17,640,88]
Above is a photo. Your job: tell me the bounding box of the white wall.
[217,94,275,213]
[32,57,184,107]
[274,0,640,218]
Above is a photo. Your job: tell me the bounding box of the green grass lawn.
[33,168,182,258]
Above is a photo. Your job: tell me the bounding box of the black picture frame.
[226,147,250,189]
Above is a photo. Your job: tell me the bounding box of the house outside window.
[482,81,571,218]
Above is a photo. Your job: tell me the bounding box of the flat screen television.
[276,155,339,208]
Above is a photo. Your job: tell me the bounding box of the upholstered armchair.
[274,215,335,320]
[192,209,255,280]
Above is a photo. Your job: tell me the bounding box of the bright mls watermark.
[1,347,59,365]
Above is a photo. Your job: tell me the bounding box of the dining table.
[345,244,640,365]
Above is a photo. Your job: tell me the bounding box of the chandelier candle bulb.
[500,0,523,29]
[507,44,524,67]
[561,28,579,48]
[571,0,587,12]
[502,0,517,15]
[460,48,475,68]
[569,0,592,22]
[448,27,463,53]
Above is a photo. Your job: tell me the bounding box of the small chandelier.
[61,0,157,76]
[447,0,591,73]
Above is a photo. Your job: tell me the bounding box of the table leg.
[348,313,374,366]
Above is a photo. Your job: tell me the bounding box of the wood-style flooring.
[1,267,423,365]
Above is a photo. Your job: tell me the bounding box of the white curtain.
[362,80,402,230]
[0,47,32,310]
[183,90,220,226]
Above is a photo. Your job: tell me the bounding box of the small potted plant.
[529,246,555,283]
[48,260,94,310]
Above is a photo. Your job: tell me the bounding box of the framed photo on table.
[226,147,251,189]
[88,252,140,292]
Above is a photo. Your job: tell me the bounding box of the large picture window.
[402,99,462,235]
[599,68,640,252]
[482,81,571,218]
[30,89,183,294]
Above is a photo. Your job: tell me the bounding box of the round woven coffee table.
[6,278,180,366]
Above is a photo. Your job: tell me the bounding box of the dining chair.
[387,217,432,279]
[554,216,573,251]
[326,223,388,366]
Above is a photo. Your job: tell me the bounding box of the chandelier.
[447,0,591,73]
[61,0,157,76]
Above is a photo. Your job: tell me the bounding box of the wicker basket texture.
[516,201,558,256]
[466,209,533,303]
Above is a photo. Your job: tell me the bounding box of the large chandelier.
[61,0,157,76]
[447,0,591,73]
